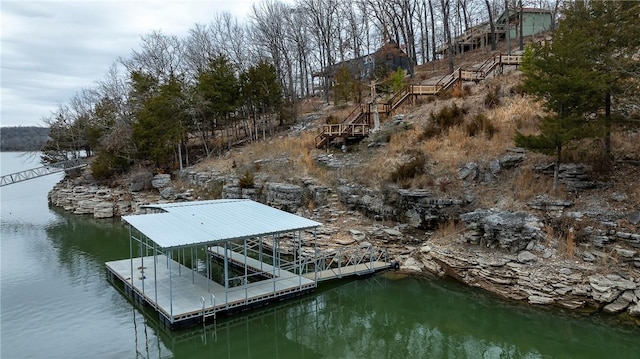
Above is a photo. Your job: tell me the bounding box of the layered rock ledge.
[48,166,640,323]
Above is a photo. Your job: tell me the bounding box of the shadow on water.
[44,205,131,262]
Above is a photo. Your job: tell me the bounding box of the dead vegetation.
[193,53,639,220]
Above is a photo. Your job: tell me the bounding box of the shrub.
[91,151,130,180]
[465,114,498,139]
[326,115,340,124]
[238,171,255,189]
[390,150,427,185]
[419,103,468,140]
[484,84,501,109]
[462,84,473,96]
[510,84,527,96]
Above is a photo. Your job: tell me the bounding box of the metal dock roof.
[122,199,322,249]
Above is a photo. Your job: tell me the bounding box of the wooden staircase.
[315,53,522,148]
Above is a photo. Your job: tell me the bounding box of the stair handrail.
[343,104,366,124]
[386,84,412,111]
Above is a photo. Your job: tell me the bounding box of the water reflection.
[131,275,639,359]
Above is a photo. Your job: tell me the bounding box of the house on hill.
[313,41,412,83]
[438,7,553,55]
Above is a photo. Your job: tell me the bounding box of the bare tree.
[210,12,250,70]
[299,0,341,102]
[250,0,295,99]
[429,0,437,61]
[121,30,185,83]
[484,0,497,50]
[441,0,455,72]
[183,23,220,78]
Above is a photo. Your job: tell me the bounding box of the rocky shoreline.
[48,165,640,324]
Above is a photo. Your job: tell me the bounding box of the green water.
[1,152,639,359]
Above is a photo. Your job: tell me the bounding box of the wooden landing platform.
[106,254,315,329]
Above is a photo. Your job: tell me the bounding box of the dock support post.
[314,228,318,282]
[338,248,342,278]
[206,245,210,293]
[140,234,145,294]
[369,244,373,270]
[154,242,158,305]
[272,234,276,292]
[298,230,302,289]
[129,226,133,292]
[244,238,248,303]
[259,236,263,272]
[224,241,229,307]
[169,250,173,318]
[211,294,216,326]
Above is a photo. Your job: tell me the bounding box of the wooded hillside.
[0,126,49,151]
[39,0,638,180]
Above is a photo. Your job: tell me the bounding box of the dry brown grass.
[429,219,465,245]
[489,95,543,134]
[510,164,559,202]
[558,228,576,260]
[195,130,332,185]
[611,128,640,159]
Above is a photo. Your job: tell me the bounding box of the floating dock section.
[106,199,392,329]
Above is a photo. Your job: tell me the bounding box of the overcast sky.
[1,0,258,127]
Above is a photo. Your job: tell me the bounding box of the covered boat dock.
[106,199,321,329]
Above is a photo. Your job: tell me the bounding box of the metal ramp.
[302,245,392,282]
[209,239,393,283]
[0,158,86,186]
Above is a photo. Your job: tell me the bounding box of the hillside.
[184,49,640,323]
[47,47,640,324]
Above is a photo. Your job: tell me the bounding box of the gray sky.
[1,0,256,127]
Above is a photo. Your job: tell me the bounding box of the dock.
[106,200,393,330]
[106,254,316,328]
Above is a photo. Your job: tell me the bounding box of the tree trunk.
[485,0,497,50]
[519,0,524,51]
[605,90,612,160]
[554,138,561,189]
[505,0,511,55]
[429,0,437,61]
[441,0,454,73]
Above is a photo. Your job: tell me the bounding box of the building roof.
[122,199,322,249]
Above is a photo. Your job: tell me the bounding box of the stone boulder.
[129,170,153,192]
[498,153,525,169]
[528,195,573,211]
[94,201,114,219]
[266,182,303,212]
[151,174,171,189]
[460,209,544,252]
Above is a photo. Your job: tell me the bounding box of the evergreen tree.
[554,0,640,159]
[132,75,187,171]
[333,66,353,104]
[516,0,640,187]
[195,56,241,137]
[240,61,283,139]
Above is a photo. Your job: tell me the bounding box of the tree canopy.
[516,0,640,187]
[38,0,570,178]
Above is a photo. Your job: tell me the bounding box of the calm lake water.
[1,152,639,359]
